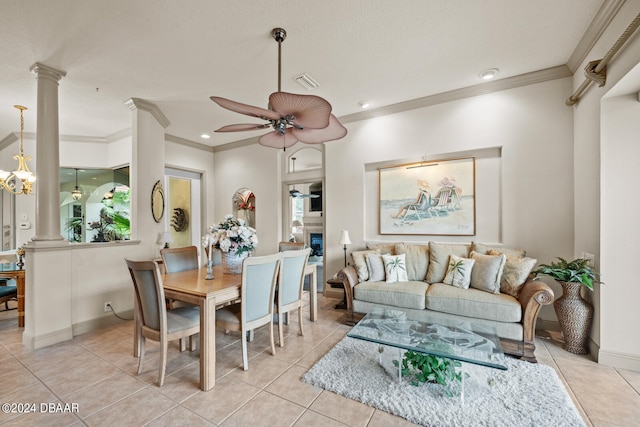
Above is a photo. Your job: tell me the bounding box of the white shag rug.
[302,337,585,427]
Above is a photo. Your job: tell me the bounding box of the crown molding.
[106,128,132,142]
[124,98,170,129]
[0,132,18,150]
[212,135,261,153]
[165,134,214,152]
[339,65,572,125]
[566,0,626,73]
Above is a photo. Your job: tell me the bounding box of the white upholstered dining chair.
[276,248,311,347]
[215,252,281,370]
[125,259,200,386]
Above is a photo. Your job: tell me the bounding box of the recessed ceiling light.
[200,133,211,139]
[480,68,499,80]
[358,101,371,109]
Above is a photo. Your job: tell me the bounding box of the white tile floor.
[0,295,638,426]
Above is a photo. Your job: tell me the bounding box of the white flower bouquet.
[202,215,258,259]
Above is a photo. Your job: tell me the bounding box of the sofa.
[336,241,554,362]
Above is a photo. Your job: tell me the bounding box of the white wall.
[323,78,574,322]
[213,144,280,256]
[571,0,640,369]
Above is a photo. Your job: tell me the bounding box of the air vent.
[294,73,321,91]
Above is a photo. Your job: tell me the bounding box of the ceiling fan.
[289,157,319,199]
[210,28,347,150]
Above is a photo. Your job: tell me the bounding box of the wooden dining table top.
[162,264,241,297]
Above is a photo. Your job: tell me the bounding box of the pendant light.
[72,168,82,201]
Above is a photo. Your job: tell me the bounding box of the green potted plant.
[533,257,602,354]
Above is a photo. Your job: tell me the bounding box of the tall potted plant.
[533,257,601,354]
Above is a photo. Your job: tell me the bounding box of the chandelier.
[72,168,82,201]
[0,105,36,195]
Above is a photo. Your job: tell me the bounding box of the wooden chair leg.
[158,336,168,387]
[189,334,197,351]
[179,338,187,352]
[298,306,304,336]
[241,330,249,371]
[269,321,276,356]
[278,310,285,347]
[137,336,146,375]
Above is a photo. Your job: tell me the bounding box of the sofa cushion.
[487,250,538,298]
[442,255,474,289]
[366,242,396,255]
[365,253,385,281]
[354,280,429,310]
[351,249,379,282]
[426,242,471,283]
[472,242,526,258]
[469,251,506,294]
[426,283,522,323]
[394,243,429,281]
[383,254,409,283]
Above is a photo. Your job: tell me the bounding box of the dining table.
[0,262,25,327]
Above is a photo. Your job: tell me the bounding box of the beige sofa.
[336,241,554,362]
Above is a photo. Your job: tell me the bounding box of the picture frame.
[379,157,475,235]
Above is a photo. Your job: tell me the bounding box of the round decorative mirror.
[151,180,165,223]
[233,188,255,228]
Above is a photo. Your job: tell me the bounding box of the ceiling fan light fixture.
[210,27,347,150]
[358,100,371,109]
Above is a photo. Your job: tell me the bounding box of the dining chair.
[278,241,305,252]
[276,248,311,347]
[0,279,17,311]
[125,259,200,386]
[215,253,281,370]
[160,246,199,273]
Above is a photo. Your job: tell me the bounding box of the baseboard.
[598,348,640,371]
[72,310,134,337]
[536,319,560,332]
[22,327,73,350]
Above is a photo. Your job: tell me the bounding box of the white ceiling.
[0,0,608,148]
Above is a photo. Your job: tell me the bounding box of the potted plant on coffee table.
[532,257,601,355]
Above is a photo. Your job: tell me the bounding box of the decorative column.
[29,62,67,245]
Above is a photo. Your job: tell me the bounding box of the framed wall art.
[379,157,476,235]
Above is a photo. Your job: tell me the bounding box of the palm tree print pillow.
[443,255,475,289]
[382,254,409,283]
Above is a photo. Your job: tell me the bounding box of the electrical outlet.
[104,302,112,312]
[582,253,595,267]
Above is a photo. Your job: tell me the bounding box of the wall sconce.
[0,105,36,195]
[339,230,351,268]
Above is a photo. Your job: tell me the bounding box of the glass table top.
[0,262,23,272]
[347,306,508,370]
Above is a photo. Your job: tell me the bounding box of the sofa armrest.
[518,279,554,343]
[337,265,359,312]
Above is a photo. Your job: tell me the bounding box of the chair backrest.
[241,253,281,324]
[279,242,305,252]
[125,259,165,333]
[161,246,199,273]
[279,248,311,306]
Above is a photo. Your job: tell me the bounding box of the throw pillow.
[366,242,396,255]
[383,254,409,283]
[351,249,379,282]
[365,253,386,282]
[426,242,471,283]
[496,254,538,298]
[469,251,506,294]
[394,243,429,281]
[472,242,526,258]
[442,255,475,289]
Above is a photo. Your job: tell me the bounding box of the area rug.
[302,337,585,427]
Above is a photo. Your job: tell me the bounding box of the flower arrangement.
[202,215,258,258]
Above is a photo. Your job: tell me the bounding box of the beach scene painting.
[379,157,475,235]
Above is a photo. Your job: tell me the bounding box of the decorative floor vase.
[554,281,593,355]
[221,251,248,274]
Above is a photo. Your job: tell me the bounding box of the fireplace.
[309,232,323,257]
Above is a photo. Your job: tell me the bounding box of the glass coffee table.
[347,306,508,400]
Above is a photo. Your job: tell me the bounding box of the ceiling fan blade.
[215,123,271,132]
[269,92,331,129]
[210,96,280,121]
[258,128,299,149]
[292,114,348,144]
[299,193,320,198]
